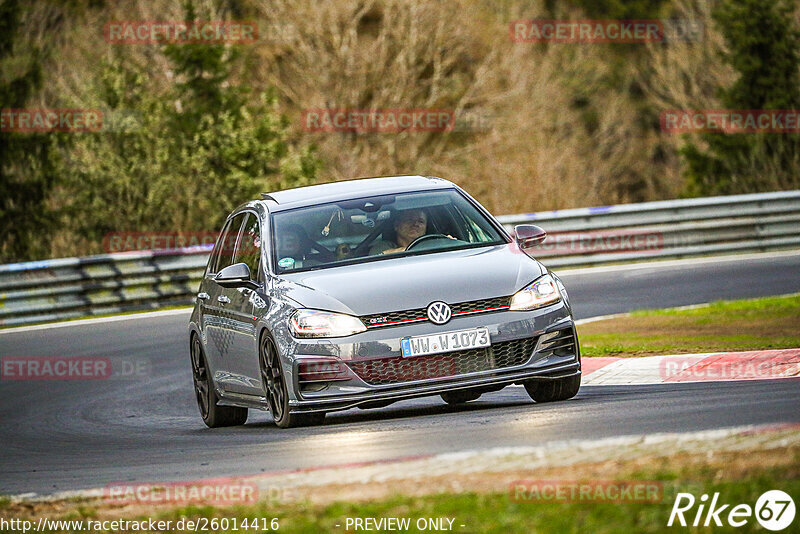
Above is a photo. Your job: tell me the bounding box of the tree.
[0,0,61,262]
[57,1,318,255]
[681,0,800,196]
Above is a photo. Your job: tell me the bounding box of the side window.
[207,220,232,275]
[209,213,246,274]
[235,213,262,279]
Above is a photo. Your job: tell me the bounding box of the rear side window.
[208,213,246,274]
[234,213,262,279]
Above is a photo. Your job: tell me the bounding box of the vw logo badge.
[427,301,452,325]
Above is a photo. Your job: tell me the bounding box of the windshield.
[270,189,506,273]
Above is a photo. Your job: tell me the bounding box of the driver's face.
[395,209,427,245]
[279,232,301,256]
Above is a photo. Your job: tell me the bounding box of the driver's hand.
[336,243,351,259]
[381,247,405,254]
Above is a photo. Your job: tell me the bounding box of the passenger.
[370,209,428,255]
[237,221,261,274]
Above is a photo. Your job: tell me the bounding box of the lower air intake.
[347,337,537,386]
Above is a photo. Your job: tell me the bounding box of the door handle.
[217,295,231,304]
[197,292,209,300]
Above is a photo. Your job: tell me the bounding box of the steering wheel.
[405,233,453,251]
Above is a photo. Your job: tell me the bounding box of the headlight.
[509,274,561,311]
[289,309,367,338]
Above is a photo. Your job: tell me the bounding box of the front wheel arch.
[257,328,325,428]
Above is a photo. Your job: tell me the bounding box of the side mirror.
[514,224,547,249]
[215,262,260,290]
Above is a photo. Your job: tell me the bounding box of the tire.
[190,335,248,428]
[259,333,325,428]
[440,390,482,405]
[524,374,581,403]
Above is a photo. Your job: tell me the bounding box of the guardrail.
[0,248,210,327]
[497,189,800,268]
[1,190,799,327]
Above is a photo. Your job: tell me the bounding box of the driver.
[370,208,428,255]
[276,224,312,270]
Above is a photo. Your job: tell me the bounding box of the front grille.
[450,296,511,314]
[362,308,427,327]
[347,336,537,385]
[361,296,511,329]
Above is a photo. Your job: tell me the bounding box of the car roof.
[260,175,455,211]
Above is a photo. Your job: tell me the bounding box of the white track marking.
[0,308,192,335]
[13,423,800,502]
[580,355,710,385]
[554,248,800,276]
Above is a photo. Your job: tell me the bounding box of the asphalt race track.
[2,252,800,495]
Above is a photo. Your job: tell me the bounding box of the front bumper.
[286,302,580,413]
[289,365,580,413]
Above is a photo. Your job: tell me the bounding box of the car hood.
[275,244,545,316]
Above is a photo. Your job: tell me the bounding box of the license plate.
[401,327,490,358]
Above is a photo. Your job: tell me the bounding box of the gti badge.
[427,301,452,325]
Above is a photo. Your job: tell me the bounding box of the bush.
[50,1,319,257]
[681,0,800,196]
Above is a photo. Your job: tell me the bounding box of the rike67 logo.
[669,490,796,531]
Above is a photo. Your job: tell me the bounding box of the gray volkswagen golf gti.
[189,176,581,428]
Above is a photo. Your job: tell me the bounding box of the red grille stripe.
[453,305,510,316]
[365,305,510,328]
